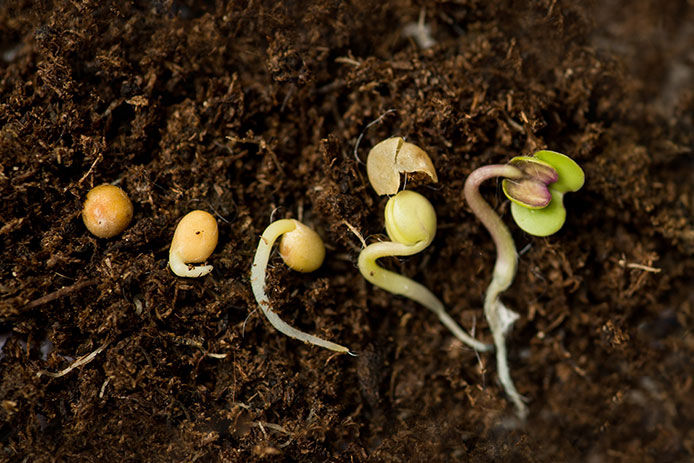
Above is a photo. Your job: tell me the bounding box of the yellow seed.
[384,190,436,247]
[171,210,218,262]
[169,210,218,278]
[82,184,133,238]
[279,220,325,272]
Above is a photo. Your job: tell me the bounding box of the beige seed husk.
[366,137,438,195]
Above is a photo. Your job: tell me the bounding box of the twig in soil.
[99,377,111,398]
[76,152,103,186]
[165,333,228,358]
[618,259,661,273]
[253,421,294,449]
[242,308,257,338]
[297,198,304,223]
[226,135,284,176]
[335,56,362,67]
[203,200,231,224]
[519,242,532,256]
[254,421,290,435]
[280,84,296,112]
[22,279,97,310]
[264,146,284,177]
[353,109,397,165]
[505,116,525,133]
[340,220,367,248]
[256,421,268,440]
[36,342,109,378]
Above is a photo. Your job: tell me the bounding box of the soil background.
[1,0,693,462]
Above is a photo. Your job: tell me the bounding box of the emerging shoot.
[169,210,218,278]
[505,151,586,236]
[82,184,133,238]
[464,150,584,418]
[358,190,491,352]
[251,219,352,354]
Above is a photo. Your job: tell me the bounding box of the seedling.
[169,210,218,278]
[82,184,133,238]
[251,219,352,354]
[464,150,584,418]
[358,190,492,352]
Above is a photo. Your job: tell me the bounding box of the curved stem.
[358,240,492,352]
[169,250,213,278]
[251,219,352,354]
[464,164,528,418]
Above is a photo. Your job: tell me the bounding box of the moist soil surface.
[1,1,693,462]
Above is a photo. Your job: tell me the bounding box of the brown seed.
[82,184,133,238]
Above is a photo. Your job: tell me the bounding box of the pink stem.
[464,164,529,418]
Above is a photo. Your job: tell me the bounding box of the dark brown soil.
[1,1,693,462]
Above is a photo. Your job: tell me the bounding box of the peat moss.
[1,0,692,462]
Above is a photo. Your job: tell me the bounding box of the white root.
[169,250,213,278]
[485,273,528,419]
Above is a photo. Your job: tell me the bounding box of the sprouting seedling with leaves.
[251,218,353,355]
[464,150,584,418]
[358,138,491,352]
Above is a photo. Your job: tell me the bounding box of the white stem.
[485,280,528,419]
[251,219,352,354]
[169,250,213,278]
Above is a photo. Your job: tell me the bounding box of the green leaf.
[511,190,566,237]
[507,150,584,236]
[533,150,585,193]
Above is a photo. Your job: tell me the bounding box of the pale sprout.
[168,210,218,278]
[358,191,491,352]
[251,219,352,354]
